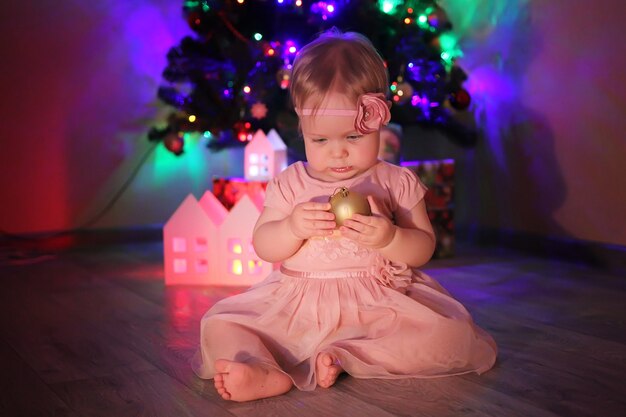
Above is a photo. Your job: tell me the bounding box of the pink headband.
[295,108,357,116]
[295,93,391,135]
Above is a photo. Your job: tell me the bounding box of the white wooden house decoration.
[163,193,226,285]
[244,129,287,181]
[164,190,273,287]
[218,193,273,286]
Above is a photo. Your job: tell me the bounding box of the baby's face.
[300,92,380,182]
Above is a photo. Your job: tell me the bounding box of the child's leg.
[315,350,343,388]
[201,319,293,401]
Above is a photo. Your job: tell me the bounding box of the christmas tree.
[149,0,475,156]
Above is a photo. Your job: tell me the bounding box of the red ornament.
[164,133,184,155]
[187,11,203,30]
[449,88,471,110]
[251,102,268,120]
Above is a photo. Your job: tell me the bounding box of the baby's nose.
[331,143,348,158]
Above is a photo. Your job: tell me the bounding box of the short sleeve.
[395,167,428,211]
[263,175,294,216]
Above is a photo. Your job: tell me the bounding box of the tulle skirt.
[191,267,497,391]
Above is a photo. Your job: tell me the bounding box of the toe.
[322,354,333,367]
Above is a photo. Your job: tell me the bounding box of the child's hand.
[340,196,396,248]
[288,202,336,240]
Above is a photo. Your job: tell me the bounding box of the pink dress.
[192,161,497,390]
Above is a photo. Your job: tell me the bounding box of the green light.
[438,33,462,55]
[203,131,212,138]
[417,14,429,29]
[390,84,397,91]
[253,33,263,41]
[184,1,200,8]
[202,4,210,12]
[153,132,209,185]
[378,0,402,15]
[438,33,463,69]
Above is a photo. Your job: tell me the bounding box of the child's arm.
[253,202,336,263]
[341,196,435,267]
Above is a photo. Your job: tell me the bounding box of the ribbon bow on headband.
[296,93,392,135]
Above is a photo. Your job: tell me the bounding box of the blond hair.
[290,29,389,112]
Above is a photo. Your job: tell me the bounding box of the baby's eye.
[347,134,363,142]
[311,137,327,144]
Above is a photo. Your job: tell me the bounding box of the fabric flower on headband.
[355,93,391,135]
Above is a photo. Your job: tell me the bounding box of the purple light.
[284,40,298,55]
[311,1,337,19]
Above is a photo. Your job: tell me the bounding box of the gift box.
[428,208,455,259]
[212,177,268,210]
[401,159,455,258]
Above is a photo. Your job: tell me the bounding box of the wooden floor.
[1,240,624,417]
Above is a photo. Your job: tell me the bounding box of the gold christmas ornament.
[328,187,371,227]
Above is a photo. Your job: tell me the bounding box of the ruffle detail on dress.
[305,236,371,263]
[369,254,413,291]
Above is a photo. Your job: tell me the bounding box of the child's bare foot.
[213,359,292,402]
[316,352,343,388]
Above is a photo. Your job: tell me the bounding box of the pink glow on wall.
[0,1,189,234]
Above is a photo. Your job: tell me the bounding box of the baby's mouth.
[330,166,353,173]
